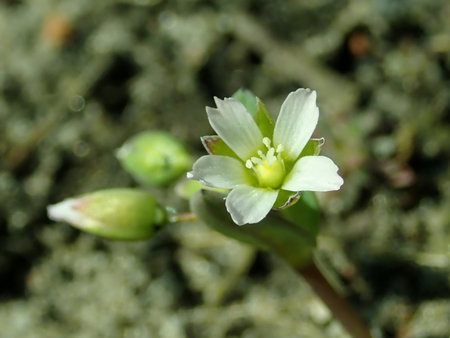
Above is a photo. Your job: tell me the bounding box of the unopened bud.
[116,131,192,186]
[47,188,168,240]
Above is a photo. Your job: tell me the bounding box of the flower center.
[246,137,285,189]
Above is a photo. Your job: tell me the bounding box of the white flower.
[188,88,344,225]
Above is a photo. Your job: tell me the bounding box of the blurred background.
[0,0,449,337]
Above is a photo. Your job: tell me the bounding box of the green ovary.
[254,158,285,188]
[246,137,286,189]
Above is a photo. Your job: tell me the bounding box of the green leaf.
[280,191,321,237]
[190,190,315,269]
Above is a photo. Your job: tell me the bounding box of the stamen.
[245,138,286,189]
[266,148,276,166]
[257,150,266,160]
[251,157,263,165]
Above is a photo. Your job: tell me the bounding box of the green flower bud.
[47,188,168,240]
[116,131,192,186]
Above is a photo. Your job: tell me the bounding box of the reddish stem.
[298,261,372,338]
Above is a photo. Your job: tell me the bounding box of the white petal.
[47,198,82,225]
[225,185,279,225]
[282,156,344,192]
[47,197,102,229]
[207,97,263,160]
[273,88,319,161]
[188,155,252,189]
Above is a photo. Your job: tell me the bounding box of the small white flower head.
[188,88,344,225]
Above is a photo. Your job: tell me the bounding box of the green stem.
[169,212,197,223]
[297,261,372,338]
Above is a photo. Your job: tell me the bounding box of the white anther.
[246,139,286,172]
[251,157,263,165]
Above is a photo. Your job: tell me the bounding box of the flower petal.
[207,97,263,160]
[273,88,319,161]
[282,156,344,192]
[188,155,253,189]
[225,185,279,225]
[47,197,90,228]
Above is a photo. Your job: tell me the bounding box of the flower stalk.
[168,212,198,223]
[298,261,372,338]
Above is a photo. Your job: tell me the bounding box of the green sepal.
[273,190,301,209]
[254,99,275,138]
[232,88,275,138]
[232,88,258,116]
[190,190,315,269]
[299,138,325,158]
[201,135,240,160]
[280,191,321,237]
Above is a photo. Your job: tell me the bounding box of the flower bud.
[116,131,192,186]
[47,188,168,240]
